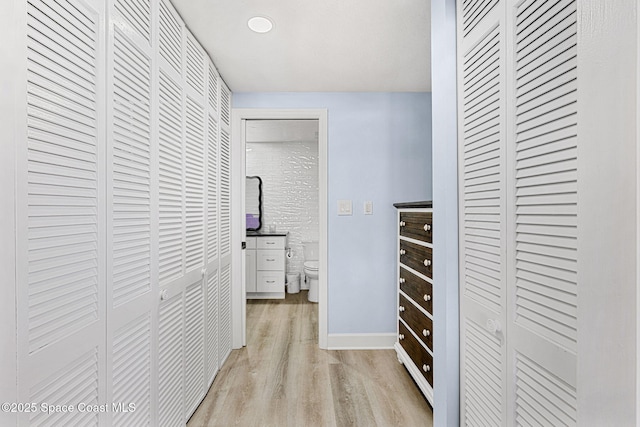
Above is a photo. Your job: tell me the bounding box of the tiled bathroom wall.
[246,140,319,281]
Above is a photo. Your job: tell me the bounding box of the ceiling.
[170,0,431,93]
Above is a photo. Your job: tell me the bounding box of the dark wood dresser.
[393,201,433,405]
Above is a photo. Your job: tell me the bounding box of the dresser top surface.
[393,201,433,209]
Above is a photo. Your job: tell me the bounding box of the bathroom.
[245,119,320,302]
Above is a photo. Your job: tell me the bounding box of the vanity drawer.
[257,271,284,292]
[399,321,433,387]
[399,240,433,278]
[257,250,284,270]
[400,266,433,314]
[399,212,432,244]
[399,294,433,351]
[257,236,285,250]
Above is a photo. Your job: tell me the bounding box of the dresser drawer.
[399,211,432,244]
[257,271,284,292]
[399,321,433,387]
[257,236,285,250]
[399,294,433,351]
[399,240,433,278]
[257,250,284,270]
[400,266,432,314]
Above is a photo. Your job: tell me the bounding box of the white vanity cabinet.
[246,234,286,299]
[245,237,257,293]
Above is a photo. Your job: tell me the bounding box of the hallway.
[187,292,433,426]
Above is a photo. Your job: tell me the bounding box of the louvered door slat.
[463,319,503,425]
[186,34,205,96]
[207,114,218,264]
[113,314,150,426]
[159,0,181,74]
[112,27,151,307]
[219,129,231,257]
[515,353,577,426]
[185,97,205,272]
[219,81,230,127]
[184,281,204,415]
[207,270,219,380]
[514,0,578,356]
[208,65,218,114]
[158,70,184,283]
[159,294,184,427]
[218,264,231,365]
[26,0,100,356]
[115,0,150,41]
[29,348,100,425]
[462,0,499,37]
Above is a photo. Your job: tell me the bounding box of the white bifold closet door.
[18,0,107,425]
[107,0,154,425]
[458,0,578,425]
[16,0,232,425]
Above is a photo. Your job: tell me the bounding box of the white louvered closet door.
[507,0,578,424]
[206,63,220,384]
[184,30,207,418]
[458,0,508,425]
[218,79,233,366]
[458,0,579,425]
[106,0,153,425]
[157,0,186,425]
[18,0,106,425]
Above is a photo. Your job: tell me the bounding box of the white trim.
[327,333,397,350]
[0,1,21,424]
[637,0,640,422]
[231,108,329,350]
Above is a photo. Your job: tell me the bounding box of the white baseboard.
[327,333,397,350]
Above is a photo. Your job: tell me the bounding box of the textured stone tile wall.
[246,141,319,279]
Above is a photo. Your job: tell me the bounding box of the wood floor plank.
[187,291,433,427]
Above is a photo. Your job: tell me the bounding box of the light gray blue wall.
[431,0,460,425]
[233,92,432,334]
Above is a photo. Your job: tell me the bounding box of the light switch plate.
[364,201,373,215]
[337,199,352,216]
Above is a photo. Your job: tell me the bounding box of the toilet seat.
[304,261,319,271]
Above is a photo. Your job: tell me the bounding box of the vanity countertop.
[246,231,288,237]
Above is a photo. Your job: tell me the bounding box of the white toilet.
[303,241,319,303]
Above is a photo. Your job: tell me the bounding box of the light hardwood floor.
[187,291,433,427]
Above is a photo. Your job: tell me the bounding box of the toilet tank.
[302,241,319,261]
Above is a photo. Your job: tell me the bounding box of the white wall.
[246,140,319,278]
[431,0,460,425]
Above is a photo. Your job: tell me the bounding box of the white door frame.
[231,108,328,350]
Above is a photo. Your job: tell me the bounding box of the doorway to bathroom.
[231,109,328,349]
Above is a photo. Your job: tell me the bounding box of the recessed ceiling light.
[248,16,274,33]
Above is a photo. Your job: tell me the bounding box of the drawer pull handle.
[266,242,275,245]
[266,280,275,284]
[423,329,430,337]
[423,224,431,232]
[423,259,431,267]
[400,221,406,227]
[398,306,405,312]
[423,364,431,373]
[398,334,405,340]
[400,249,406,255]
[399,277,405,284]
[266,258,275,261]
[424,294,431,302]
